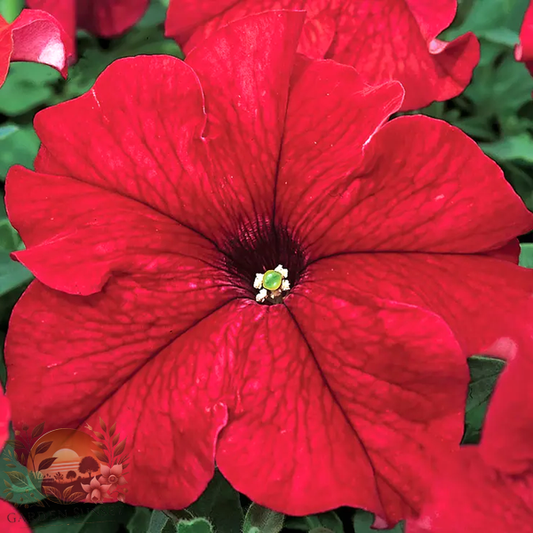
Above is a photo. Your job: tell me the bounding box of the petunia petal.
[166,0,479,110]
[217,292,467,521]
[409,353,533,532]
[76,0,149,38]
[0,392,9,456]
[297,9,336,59]
[326,0,479,110]
[485,239,521,263]
[401,0,457,40]
[408,448,533,533]
[168,1,306,54]
[281,116,533,259]
[28,0,149,40]
[5,274,236,432]
[0,16,12,87]
[10,9,71,77]
[26,0,76,44]
[0,500,31,532]
[479,350,533,475]
[99,464,110,478]
[217,302,381,516]
[0,9,70,87]
[32,11,303,246]
[81,483,90,492]
[185,11,304,237]
[6,166,232,296]
[31,56,226,240]
[168,0,334,58]
[82,301,249,509]
[308,254,533,363]
[165,0,236,47]
[277,55,403,229]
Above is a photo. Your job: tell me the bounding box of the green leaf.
[519,243,533,268]
[149,510,171,533]
[0,0,24,22]
[128,507,153,533]
[242,504,284,533]
[0,251,32,298]
[0,124,40,180]
[176,518,214,533]
[0,217,22,251]
[480,134,533,163]
[32,503,135,533]
[137,0,168,27]
[479,27,520,48]
[462,355,506,444]
[446,0,529,37]
[284,512,343,533]
[34,517,94,533]
[467,58,533,118]
[0,124,18,140]
[352,510,404,532]
[0,446,45,504]
[0,62,60,115]
[183,470,243,533]
[501,162,533,210]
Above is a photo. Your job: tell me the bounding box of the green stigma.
[262,270,283,291]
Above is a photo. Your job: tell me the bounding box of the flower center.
[254,265,290,303]
[220,219,307,304]
[263,270,283,291]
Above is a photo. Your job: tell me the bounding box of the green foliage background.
[0,0,531,531]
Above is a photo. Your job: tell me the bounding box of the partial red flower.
[4,10,533,524]
[0,9,70,87]
[26,0,149,43]
[516,1,533,76]
[0,393,31,532]
[408,354,533,533]
[165,0,480,110]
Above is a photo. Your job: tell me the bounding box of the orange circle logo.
[28,429,103,503]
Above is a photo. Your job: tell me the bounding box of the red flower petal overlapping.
[165,0,480,111]
[0,1,532,531]
[27,0,149,59]
[0,8,71,87]
[407,353,533,533]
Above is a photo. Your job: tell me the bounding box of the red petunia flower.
[4,10,533,524]
[516,1,533,76]
[0,9,70,88]
[407,354,533,532]
[165,0,480,111]
[26,0,149,43]
[0,393,31,532]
